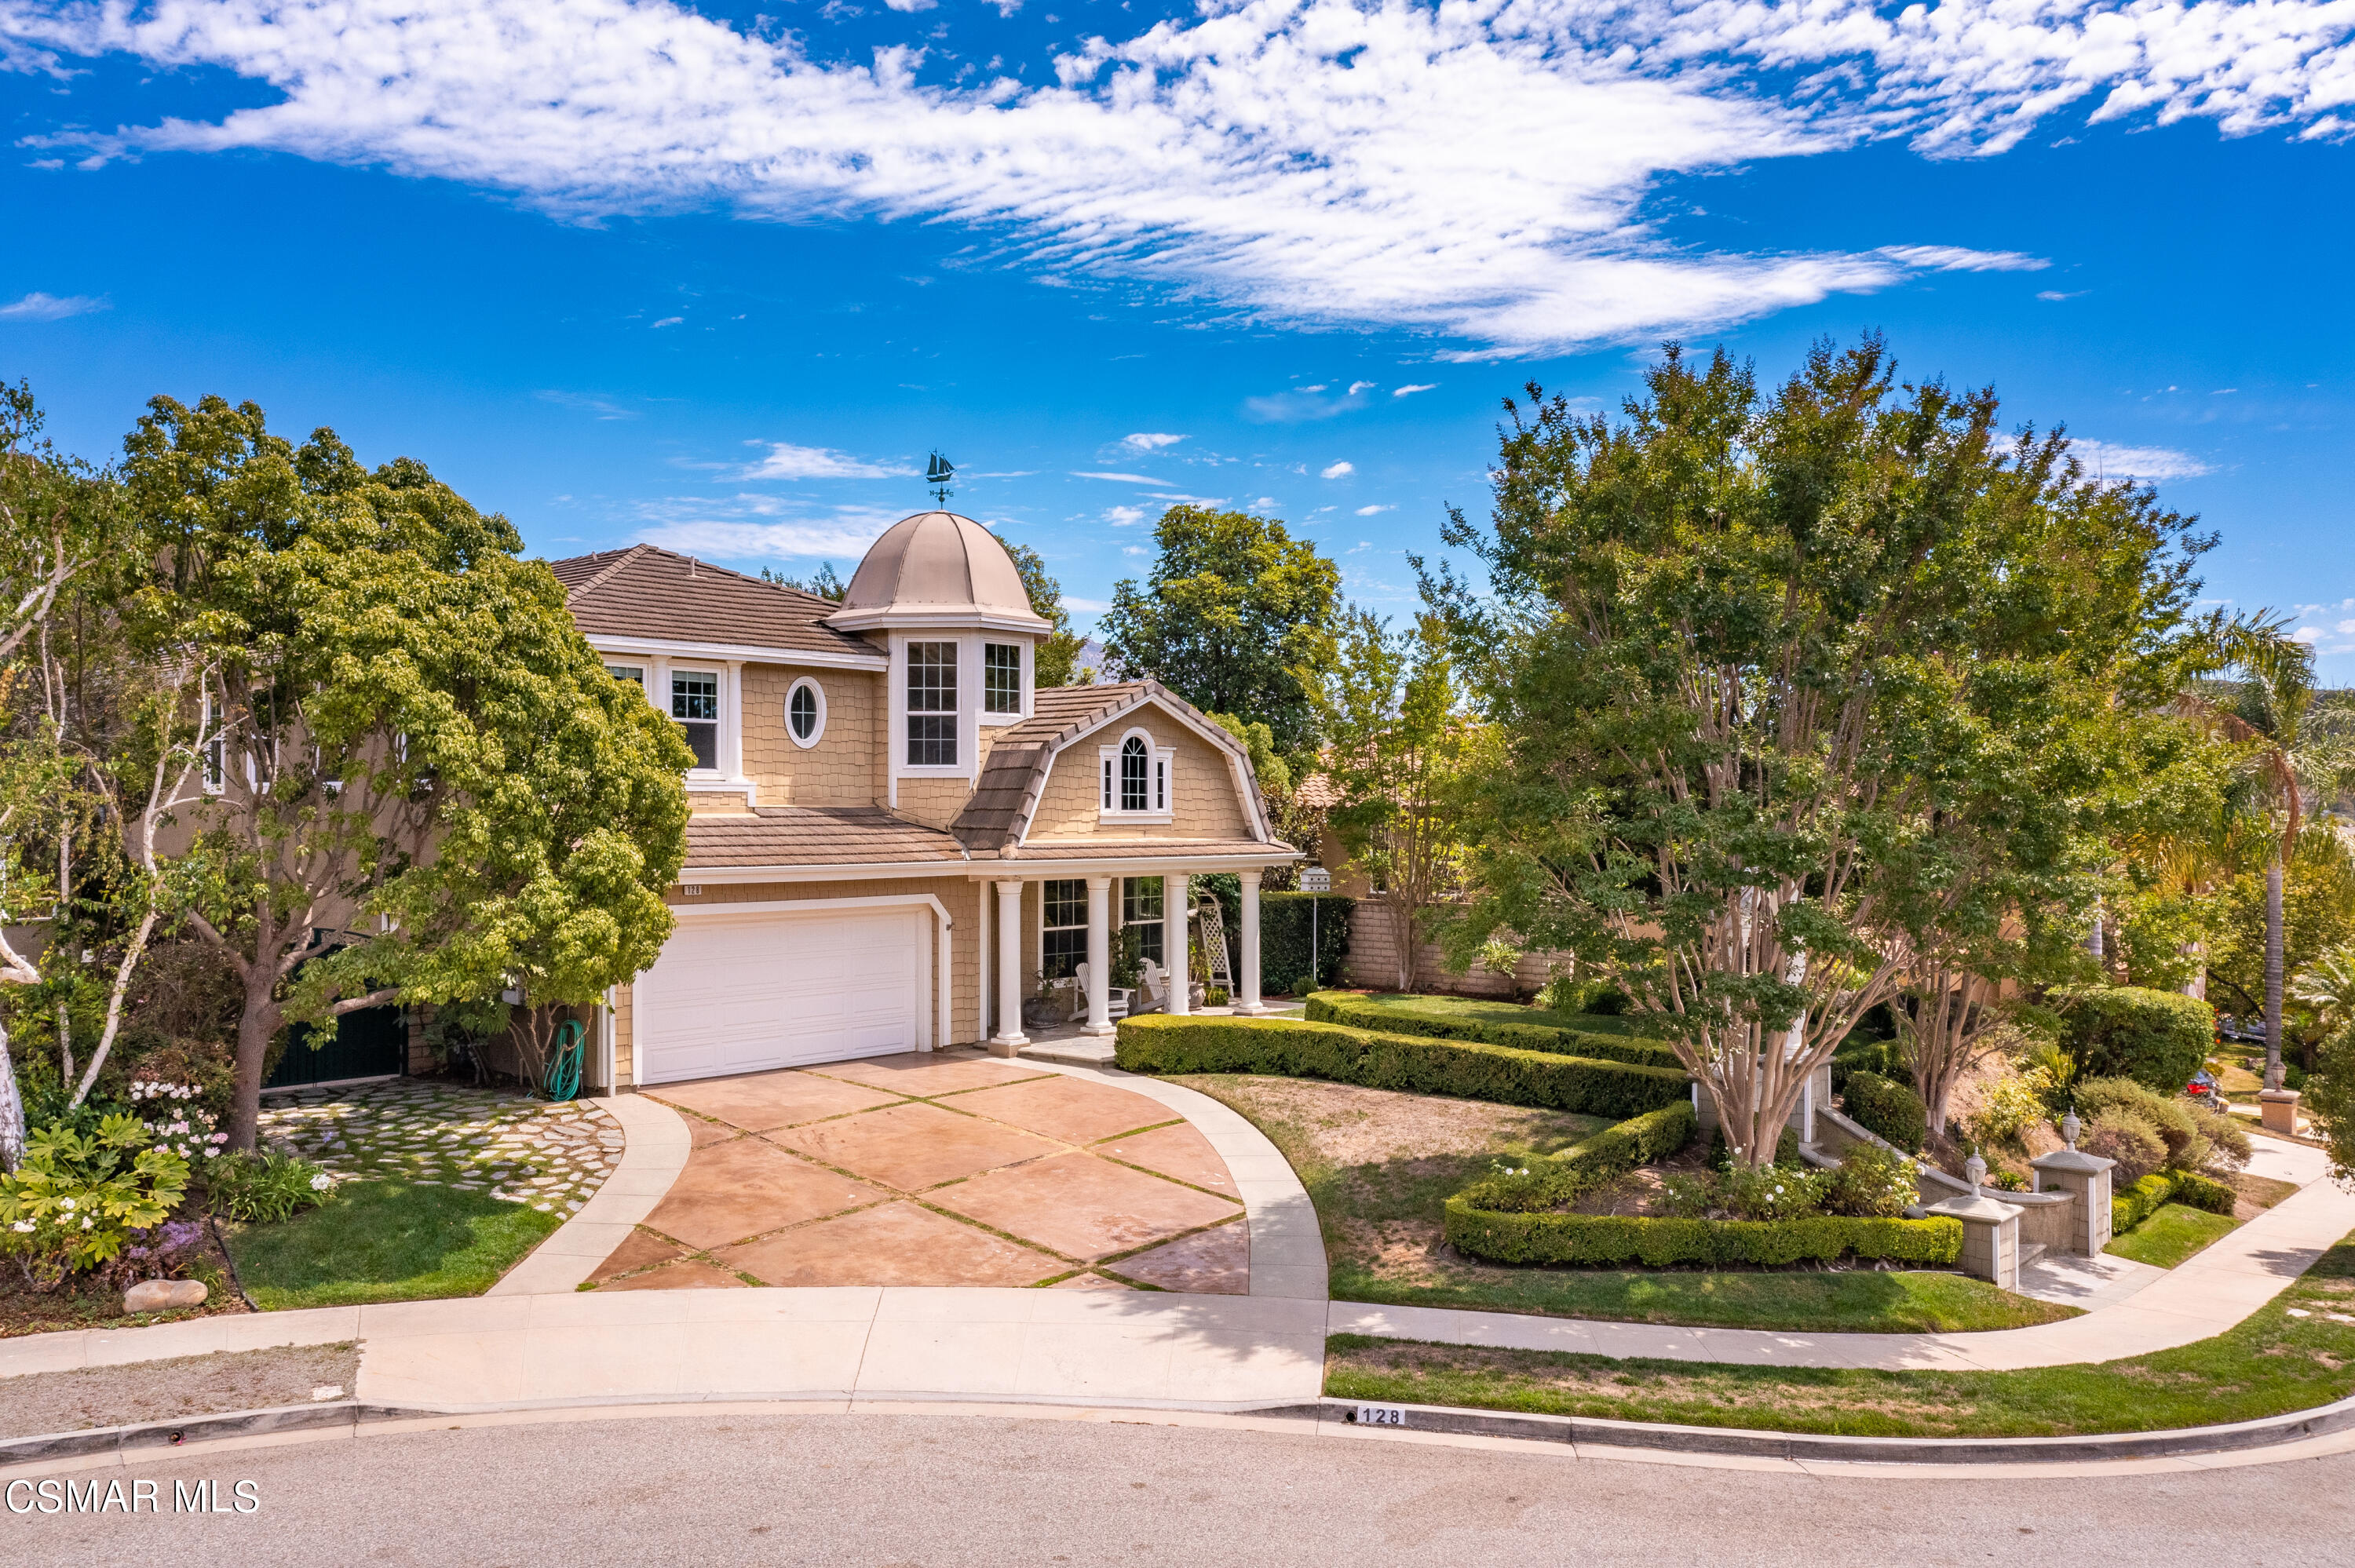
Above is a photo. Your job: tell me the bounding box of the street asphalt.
[7,1413,2350,1566]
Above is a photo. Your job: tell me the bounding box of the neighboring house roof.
[952,680,1272,853]
[1292,771,1343,811]
[683,807,968,870]
[550,544,885,664]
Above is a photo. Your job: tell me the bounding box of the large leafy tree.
[1310,609,1466,991]
[994,534,1090,689]
[1432,337,2203,1165]
[126,397,691,1149]
[1100,506,1340,755]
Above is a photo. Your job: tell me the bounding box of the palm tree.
[2196,616,2355,1089]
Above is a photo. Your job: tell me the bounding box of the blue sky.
[3,0,2353,677]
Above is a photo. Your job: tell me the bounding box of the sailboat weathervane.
[926,450,955,508]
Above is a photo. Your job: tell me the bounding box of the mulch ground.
[0,1219,251,1340]
[0,1343,362,1439]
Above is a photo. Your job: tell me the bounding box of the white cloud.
[633,505,897,560]
[740,443,912,480]
[538,390,637,419]
[1321,461,1355,480]
[1355,503,1390,515]
[1072,470,1165,483]
[1347,381,1377,396]
[2067,440,2214,480]
[882,0,934,9]
[1393,384,1437,397]
[1104,504,1145,526]
[11,0,2355,352]
[0,291,107,321]
[1122,432,1185,450]
[650,315,683,327]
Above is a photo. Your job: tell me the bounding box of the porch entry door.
[634,905,928,1084]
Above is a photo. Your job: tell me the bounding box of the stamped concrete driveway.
[586,1050,1249,1294]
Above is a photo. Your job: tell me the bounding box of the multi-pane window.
[605,664,644,690]
[907,640,958,766]
[1123,876,1165,968]
[789,682,821,742]
[671,670,718,770]
[984,643,1022,716]
[1119,735,1150,811]
[1042,879,1088,980]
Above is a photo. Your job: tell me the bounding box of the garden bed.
[1323,1229,2355,1438]
[0,1219,250,1339]
[1178,1074,2072,1333]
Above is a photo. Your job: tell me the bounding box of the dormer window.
[671,670,719,770]
[984,643,1022,717]
[907,641,957,766]
[1099,726,1172,822]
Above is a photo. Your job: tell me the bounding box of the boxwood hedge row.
[2115,1168,2237,1233]
[1112,1015,1692,1121]
[1303,993,1687,1072]
[1451,1102,1698,1214]
[1442,1205,1964,1268]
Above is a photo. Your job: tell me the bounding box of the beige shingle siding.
[895,776,973,830]
[1026,709,1253,841]
[742,665,883,808]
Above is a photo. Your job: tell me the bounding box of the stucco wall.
[742,665,884,808]
[1026,710,1252,841]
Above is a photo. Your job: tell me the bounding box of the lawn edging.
[1259,1387,2355,1466]
[1302,993,1686,1071]
[1115,1014,1690,1120]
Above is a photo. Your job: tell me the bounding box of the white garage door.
[635,906,927,1085]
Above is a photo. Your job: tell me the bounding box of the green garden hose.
[542,1019,585,1102]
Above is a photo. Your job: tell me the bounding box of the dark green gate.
[264,1005,407,1089]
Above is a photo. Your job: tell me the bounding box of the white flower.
[310,1174,332,1191]
[9,1220,31,1233]
[57,1197,74,1212]
[80,1216,93,1229]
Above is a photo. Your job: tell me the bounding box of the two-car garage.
[629,901,940,1086]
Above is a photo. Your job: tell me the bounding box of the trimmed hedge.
[1443,1204,1964,1268]
[1194,879,1355,996]
[1303,993,1686,1071]
[1451,1103,1698,1214]
[2115,1168,2237,1232]
[2064,986,2215,1095]
[1843,1071,1928,1153]
[1113,1015,1692,1120]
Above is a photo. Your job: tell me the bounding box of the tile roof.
[550,544,885,662]
[682,807,969,870]
[1004,838,1298,861]
[951,681,1264,851]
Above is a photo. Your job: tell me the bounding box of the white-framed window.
[907,640,958,767]
[199,688,225,795]
[1041,878,1088,980]
[786,676,827,749]
[605,663,644,691]
[1098,726,1173,822]
[983,642,1023,717]
[671,669,719,771]
[1123,877,1165,967]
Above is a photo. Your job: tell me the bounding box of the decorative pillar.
[1926,1158,2022,1289]
[2031,1115,2117,1255]
[1083,875,1114,1037]
[1236,870,1267,1015]
[991,880,1028,1055]
[2260,1088,2303,1136]
[1163,873,1191,1016]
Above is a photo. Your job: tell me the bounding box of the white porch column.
[1083,875,1114,1036]
[1236,870,1268,1015]
[1163,873,1191,1016]
[991,879,1029,1054]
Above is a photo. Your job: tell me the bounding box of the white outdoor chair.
[1133,958,1170,1016]
[1070,962,1134,1022]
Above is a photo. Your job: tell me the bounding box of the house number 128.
[1353,1405,1406,1427]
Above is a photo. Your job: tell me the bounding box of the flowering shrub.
[130,1079,231,1165]
[0,1114,192,1287]
[1719,1163,1831,1222]
[1824,1143,1922,1218]
[206,1150,334,1223]
[1964,1074,2048,1150]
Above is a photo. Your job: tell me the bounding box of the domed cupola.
[827,511,1051,635]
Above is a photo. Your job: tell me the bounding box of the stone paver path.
[593,1048,1247,1293]
[258,1078,623,1216]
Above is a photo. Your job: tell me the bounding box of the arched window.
[786,677,827,748]
[1120,735,1150,811]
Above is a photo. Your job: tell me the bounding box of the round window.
[787,679,826,747]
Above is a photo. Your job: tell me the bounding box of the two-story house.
[550,510,1298,1089]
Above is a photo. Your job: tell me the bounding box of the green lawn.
[1180,1072,2074,1334]
[1330,992,1654,1039]
[1324,1231,2355,1438]
[2107,1202,2243,1269]
[223,1180,564,1311]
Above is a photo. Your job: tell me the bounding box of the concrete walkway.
[1329,1135,2355,1371]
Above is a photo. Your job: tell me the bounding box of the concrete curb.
[9,1385,2355,1478]
[1268,1391,2355,1464]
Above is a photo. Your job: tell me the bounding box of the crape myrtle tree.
[1100,505,1340,758]
[1429,337,2204,1167]
[126,396,691,1150]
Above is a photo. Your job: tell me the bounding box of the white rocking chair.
[1070,962,1134,1023]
